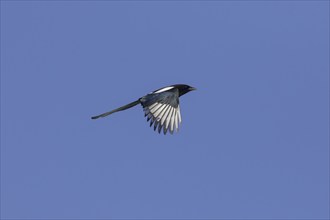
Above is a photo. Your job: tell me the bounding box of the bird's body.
[91,84,196,134]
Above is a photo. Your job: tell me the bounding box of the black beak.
[189,87,197,91]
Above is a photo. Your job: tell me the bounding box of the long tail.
[91,99,140,120]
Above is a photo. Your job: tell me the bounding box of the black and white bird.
[91,84,196,134]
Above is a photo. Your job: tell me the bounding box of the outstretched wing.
[140,89,182,134]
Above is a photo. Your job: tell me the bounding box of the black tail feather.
[91,99,140,119]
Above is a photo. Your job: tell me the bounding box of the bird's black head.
[174,84,196,97]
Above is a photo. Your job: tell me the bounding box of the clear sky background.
[1,1,329,219]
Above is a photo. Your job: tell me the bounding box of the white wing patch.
[144,102,181,134]
[152,86,174,94]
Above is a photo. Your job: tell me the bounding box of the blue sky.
[1,1,329,219]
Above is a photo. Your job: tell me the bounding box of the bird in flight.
[91,84,196,134]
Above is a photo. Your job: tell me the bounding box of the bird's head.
[175,84,196,96]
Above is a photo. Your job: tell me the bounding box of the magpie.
[91,84,196,134]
